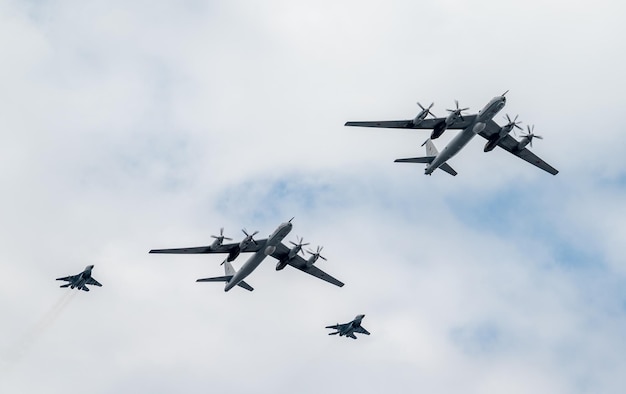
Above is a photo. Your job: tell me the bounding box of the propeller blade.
[417,102,425,110]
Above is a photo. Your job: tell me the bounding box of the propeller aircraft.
[345,92,558,176]
[149,219,344,292]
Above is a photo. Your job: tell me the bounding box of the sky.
[1,0,626,393]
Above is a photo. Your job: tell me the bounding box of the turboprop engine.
[432,100,468,139]
[305,246,326,267]
[484,114,522,152]
[515,125,542,151]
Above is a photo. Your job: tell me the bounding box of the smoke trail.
[1,290,78,372]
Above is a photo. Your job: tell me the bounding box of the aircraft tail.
[394,139,457,176]
[59,283,71,288]
[195,260,254,291]
[423,138,438,157]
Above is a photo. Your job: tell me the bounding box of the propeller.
[521,125,543,148]
[306,246,327,261]
[289,236,310,256]
[417,102,436,118]
[446,100,469,121]
[242,228,259,245]
[211,227,232,243]
[504,114,523,135]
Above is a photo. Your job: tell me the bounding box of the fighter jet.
[56,265,102,292]
[326,314,370,339]
[345,92,558,176]
[149,219,344,292]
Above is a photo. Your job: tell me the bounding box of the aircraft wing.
[149,240,267,254]
[270,244,344,287]
[345,115,476,130]
[479,121,559,175]
[86,277,102,287]
[354,326,370,335]
[56,274,77,282]
[326,322,349,330]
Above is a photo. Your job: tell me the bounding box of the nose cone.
[87,265,94,270]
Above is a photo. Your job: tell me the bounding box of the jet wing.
[345,115,476,130]
[326,323,349,330]
[149,240,267,254]
[86,277,102,287]
[56,275,77,282]
[479,121,558,175]
[270,244,344,287]
[354,326,370,335]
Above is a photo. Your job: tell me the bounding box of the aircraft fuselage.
[224,222,292,291]
[425,95,506,175]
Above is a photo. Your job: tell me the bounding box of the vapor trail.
[1,290,78,373]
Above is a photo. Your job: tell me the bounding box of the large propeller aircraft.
[149,219,344,292]
[345,92,558,176]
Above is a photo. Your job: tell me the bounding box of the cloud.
[2,0,626,393]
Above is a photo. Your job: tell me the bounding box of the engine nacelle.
[517,138,531,151]
[430,122,447,139]
[226,248,241,262]
[275,260,288,271]
[484,138,499,152]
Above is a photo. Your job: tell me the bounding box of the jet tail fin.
[439,162,457,176]
[197,260,237,283]
[223,260,236,276]
[196,261,253,291]
[423,138,438,156]
[395,139,457,176]
[196,276,232,282]
[394,156,435,164]
[395,138,437,164]
[237,280,254,292]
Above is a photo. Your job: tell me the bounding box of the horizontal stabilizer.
[237,280,254,292]
[60,283,71,288]
[196,275,233,283]
[328,331,339,335]
[439,162,458,176]
[394,156,435,164]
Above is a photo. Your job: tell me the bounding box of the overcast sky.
[1,0,626,393]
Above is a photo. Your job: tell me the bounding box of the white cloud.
[1,0,626,393]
